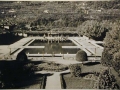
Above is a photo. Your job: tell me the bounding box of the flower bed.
[36,61,68,72]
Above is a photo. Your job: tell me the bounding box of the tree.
[101,22,120,73]
[76,50,88,62]
[77,20,109,40]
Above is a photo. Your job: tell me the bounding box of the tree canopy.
[77,20,110,40]
[101,21,120,73]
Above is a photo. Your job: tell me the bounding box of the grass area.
[62,73,97,89]
[61,63,108,89]
[17,74,46,89]
[82,63,107,73]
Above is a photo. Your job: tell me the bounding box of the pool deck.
[0,36,104,60]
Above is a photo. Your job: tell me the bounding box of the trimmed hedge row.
[40,75,47,89]
[99,69,119,89]
[60,74,65,89]
[60,73,68,89]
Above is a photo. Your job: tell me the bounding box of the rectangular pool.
[22,39,80,54]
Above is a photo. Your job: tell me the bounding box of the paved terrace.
[0,38,34,59]
[71,37,104,56]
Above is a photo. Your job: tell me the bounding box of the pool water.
[23,40,80,54]
[29,40,76,46]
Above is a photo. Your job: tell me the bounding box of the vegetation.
[76,50,88,62]
[0,62,35,89]
[101,22,120,73]
[1,1,120,32]
[16,51,28,62]
[37,62,68,72]
[99,69,119,89]
[69,64,81,77]
[77,20,110,40]
[61,73,96,89]
[87,0,120,9]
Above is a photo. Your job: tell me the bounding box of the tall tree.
[101,22,120,73]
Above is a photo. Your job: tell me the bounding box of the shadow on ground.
[0,60,47,89]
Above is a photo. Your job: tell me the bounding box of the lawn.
[81,63,107,73]
[17,74,46,89]
[61,63,108,89]
[62,73,97,89]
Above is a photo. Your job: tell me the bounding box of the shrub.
[22,63,35,77]
[99,69,119,89]
[69,64,81,77]
[76,50,88,62]
[16,51,28,62]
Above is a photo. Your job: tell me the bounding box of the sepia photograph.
[0,0,120,89]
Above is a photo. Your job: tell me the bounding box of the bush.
[69,64,81,77]
[76,50,88,62]
[16,51,28,62]
[99,69,119,89]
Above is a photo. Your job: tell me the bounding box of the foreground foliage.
[99,69,119,89]
[101,22,120,73]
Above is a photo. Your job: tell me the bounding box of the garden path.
[45,72,61,89]
[36,70,70,89]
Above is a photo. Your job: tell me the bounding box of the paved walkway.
[73,37,103,56]
[0,38,32,59]
[35,70,70,89]
[45,73,61,89]
[0,45,10,59]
